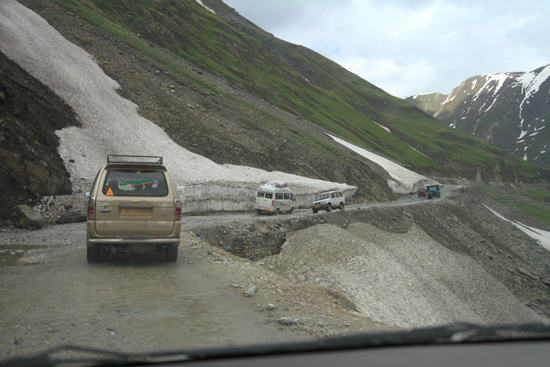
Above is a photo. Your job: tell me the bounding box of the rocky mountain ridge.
[406,64,550,168]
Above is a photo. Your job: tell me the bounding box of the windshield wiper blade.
[3,323,550,367]
[175,322,550,361]
[315,322,550,348]
[0,345,170,367]
[448,322,550,342]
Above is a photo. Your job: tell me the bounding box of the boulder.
[518,267,538,280]
[56,210,86,224]
[16,204,46,229]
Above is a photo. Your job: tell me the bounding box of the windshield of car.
[102,170,168,197]
[2,0,550,366]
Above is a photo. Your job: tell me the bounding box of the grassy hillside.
[46,0,549,183]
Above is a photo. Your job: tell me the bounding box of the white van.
[253,181,295,215]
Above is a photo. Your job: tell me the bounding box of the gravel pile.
[178,230,394,338]
[196,185,550,330]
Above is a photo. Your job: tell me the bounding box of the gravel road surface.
[0,223,311,360]
[3,183,549,361]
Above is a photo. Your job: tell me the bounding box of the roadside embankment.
[195,188,550,329]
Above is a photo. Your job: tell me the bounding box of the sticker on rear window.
[119,178,152,187]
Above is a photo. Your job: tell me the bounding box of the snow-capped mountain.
[406,64,550,169]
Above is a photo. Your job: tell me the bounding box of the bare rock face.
[0,52,78,223]
[0,150,72,196]
[16,204,46,229]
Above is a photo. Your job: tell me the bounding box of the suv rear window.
[102,170,168,197]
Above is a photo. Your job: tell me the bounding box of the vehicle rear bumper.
[311,203,328,210]
[87,237,180,245]
[86,221,181,247]
[255,206,273,212]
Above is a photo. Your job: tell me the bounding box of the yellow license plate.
[315,205,320,208]
[121,209,150,216]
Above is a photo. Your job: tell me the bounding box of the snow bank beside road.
[0,0,355,213]
[327,134,437,193]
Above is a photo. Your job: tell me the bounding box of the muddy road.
[0,223,312,360]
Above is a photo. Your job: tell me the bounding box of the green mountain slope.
[41,0,550,183]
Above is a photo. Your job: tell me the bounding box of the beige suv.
[85,155,182,263]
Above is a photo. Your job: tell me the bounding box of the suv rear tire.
[165,244,178,262]
[340,202,345,210]
[87,246,99,263]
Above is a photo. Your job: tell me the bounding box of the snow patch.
[482,98,497,113]
[475,74,508,98]
[326,134,435,193]
[516,65,550,134]
[195,0,215,13]
[517,64,550,101]
[372,121,391,134]
[442,94,455,104]
[485,206,550,251]
[471,74,509,106]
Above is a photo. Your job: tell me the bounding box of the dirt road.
[0,223,311,360]
[5,183,545,360]
[1,191,433,360]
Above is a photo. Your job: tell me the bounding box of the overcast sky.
[222,0,550,98]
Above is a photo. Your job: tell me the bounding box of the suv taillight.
[174,199,182,217]
[87,197,96,216]
[271,200,274,206]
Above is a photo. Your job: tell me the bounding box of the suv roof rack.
[107,155,163,165]
[318,188,339,193]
